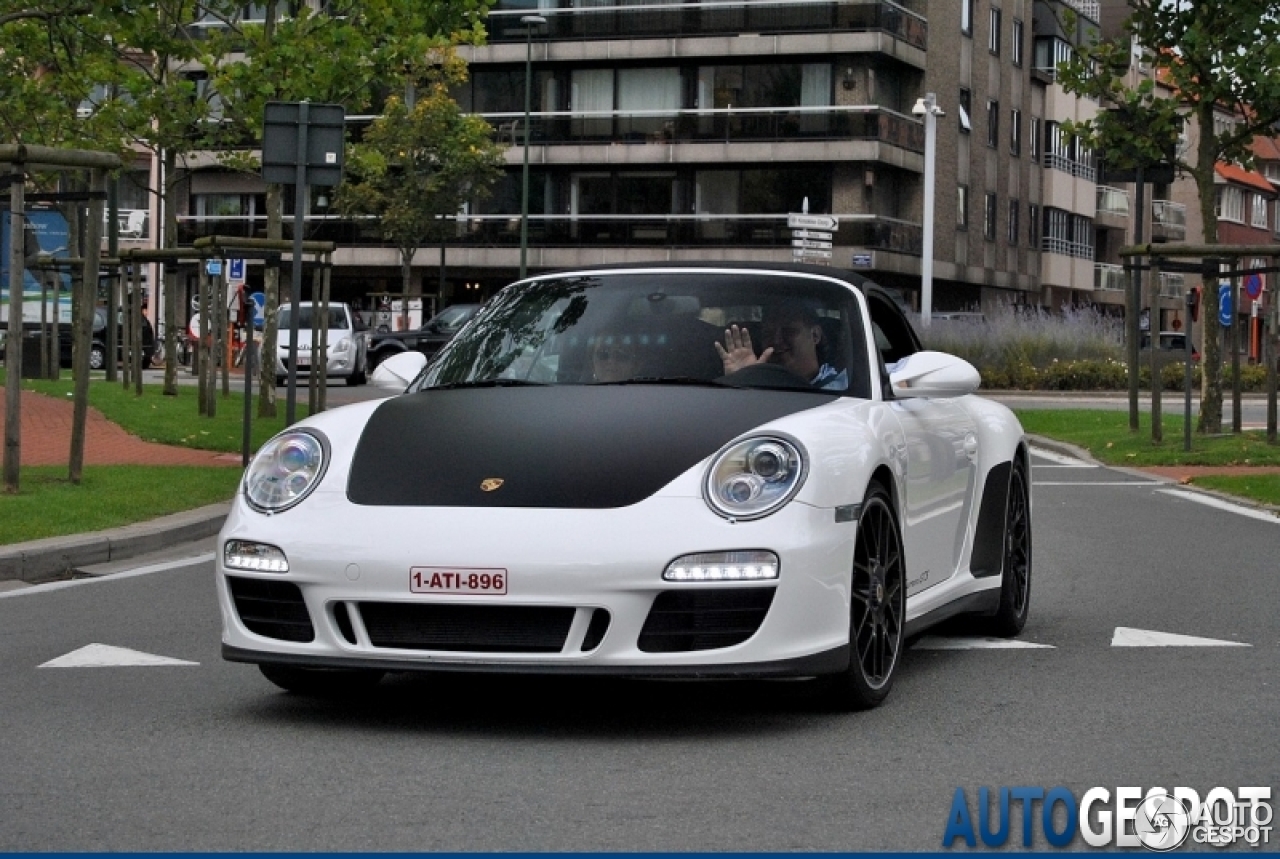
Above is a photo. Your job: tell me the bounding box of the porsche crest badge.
[480,478,505,492]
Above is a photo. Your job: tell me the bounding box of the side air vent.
[638,588,776,653]
[227,577,314,643]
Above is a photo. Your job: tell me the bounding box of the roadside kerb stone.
[0,502,230,583]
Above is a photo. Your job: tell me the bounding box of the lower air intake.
[358,603,575,653]
[638,587,776,653]
[227,576,315,643]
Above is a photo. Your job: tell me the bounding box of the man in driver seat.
[715,302,848,390]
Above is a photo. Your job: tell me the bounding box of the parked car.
[366,303,480,371]
[0,308,155,371]
[1140,330,1199,361]
[274,301,369,386]
[219,262,1031,711]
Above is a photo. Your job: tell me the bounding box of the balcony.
[1151,199,1186,242]
[1094,262,1125,294]
[1044,152,1097,183]
[175,213,923,255]
[487,0,928,50]
[491,106,924,152]
[1158,271,1185,299]
[1095,185,1129,230]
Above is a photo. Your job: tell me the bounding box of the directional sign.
[791,239,833,250]
[1219,282,1233,327]
[229,258,246,282]
[787,213,839,231]
[1244,272,1263,299]
[792,248,833,259]
[205,259,222,276]
[790,229,832,241]
[249,291,266,329]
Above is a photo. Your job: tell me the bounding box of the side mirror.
[889,350,980,399]
[370,351,427,391]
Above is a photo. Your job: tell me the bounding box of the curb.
[0,502,231,584]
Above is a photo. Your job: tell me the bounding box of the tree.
[202,0,493,418]
[333,74,505,319]
[1057,0,1280,433]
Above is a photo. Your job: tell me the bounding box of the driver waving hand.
[716,302,847,390]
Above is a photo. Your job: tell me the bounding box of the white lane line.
[1034,481,1162,487]
[1034,464,1099,469]
[39,643,200,668]
[0,552,215,600]
[1112,627,1251,648]
[1156,489,1280,523]
[1030,448,1095,466]
[915,636,1056,650]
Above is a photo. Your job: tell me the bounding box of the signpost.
[261,101,345,425]
[1219,282,1234,327]
[788,212,838,265]
[1244,272,1263,300]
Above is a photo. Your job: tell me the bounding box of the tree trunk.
[70,170,107,484]
[162,147,180,397]
[258,184,282,418]
[1194,99,1222,435]
[399,245,415,331]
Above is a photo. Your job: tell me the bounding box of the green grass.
[0,466,244,545]
[1190,475,1280,507]
[23,377,308,454]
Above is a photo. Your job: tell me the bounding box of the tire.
[258,664,385,696]
[816,482,906,711]
[88,343,106,371]
[983,456,1032,637]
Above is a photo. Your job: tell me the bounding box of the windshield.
[278,305,349,331]
[414,270,869,396]
[428,305,476,334]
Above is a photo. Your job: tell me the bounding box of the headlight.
[243,429,329,513]
[332,337,351,352]
[704,435,807,520]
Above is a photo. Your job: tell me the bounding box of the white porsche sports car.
[218,263,1031,710]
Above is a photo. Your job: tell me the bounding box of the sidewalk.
[0,385,237,584]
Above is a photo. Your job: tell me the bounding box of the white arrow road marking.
[39,644,200,668]
[914,636,1056,650]
[1111,627,1251,648]
[1156,489,1280,524]
[1030,448,1094,466]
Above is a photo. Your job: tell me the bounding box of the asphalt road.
[1,448,1276,851]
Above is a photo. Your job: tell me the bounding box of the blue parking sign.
[229,258,245,281]
[1218,282,1233,327]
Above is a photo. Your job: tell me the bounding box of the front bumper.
[217,494,857,676]
[275,349,356,377]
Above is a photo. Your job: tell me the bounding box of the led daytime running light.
[664,551,779,582]
[224,540,290,573]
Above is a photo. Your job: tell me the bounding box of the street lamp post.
[912,93,944,328]
[519,15,546,280]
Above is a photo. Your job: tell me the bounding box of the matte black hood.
[347,385,826,508]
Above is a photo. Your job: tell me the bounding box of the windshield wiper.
[428,379,549,390]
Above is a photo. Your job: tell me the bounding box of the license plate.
[410,566,507,595]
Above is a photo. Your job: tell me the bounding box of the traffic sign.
[205,259,222,276]
[249,291,266,329]
[229,258,246,282]
[787,213,839,231]
[1244,272,1263,299]
[791,239,833,250]
[1219,282,1233,327]
[792,248,833,259]
[790,229,832,241]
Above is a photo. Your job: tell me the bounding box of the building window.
[1251,193,1269,229]
[958,185,969,229]
[987,100,999,148]
[984,193,998,240]
[1012,19,1024,66]
[1030,116,1041,161]
[989,8,1002,55]
[962,0,973,35]
[959,88,972,133]
[1216,186,1245,223]
[1029,204,1039,248]
[1008,199,1020,244]
[1011,108,1021,156]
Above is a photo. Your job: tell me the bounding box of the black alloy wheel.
[986,456,1032,637]
[258,664,385,696]
[818,482,905,711]
[88,343,106,371]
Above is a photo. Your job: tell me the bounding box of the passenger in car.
[590,331,643,382]
[715,302,848,390]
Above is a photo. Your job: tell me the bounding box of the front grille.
[227,576,315,643]
[358,603,575,653]
[638,588,776,653]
